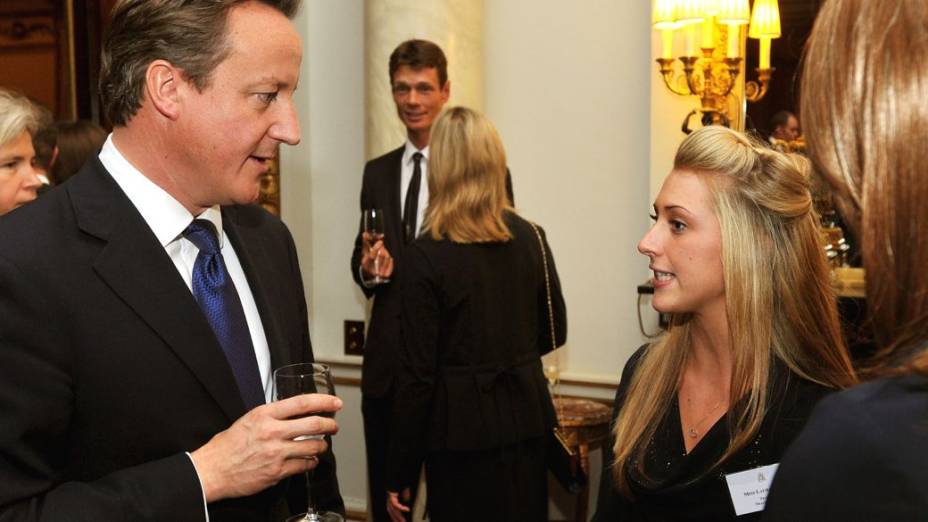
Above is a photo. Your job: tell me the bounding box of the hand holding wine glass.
[362,209,393,284]
[275,363,344,522]
[189,393,340,503]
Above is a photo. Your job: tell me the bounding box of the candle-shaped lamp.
[749,0,781,69]
[675,0,703,57]
[717,0,749,58]
[700,0,719,49]
[653,0,678,60]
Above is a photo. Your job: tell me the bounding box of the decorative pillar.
[364,0,483,158]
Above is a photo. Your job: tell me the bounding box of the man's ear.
[441,80,451,103]
[144,60,182,120]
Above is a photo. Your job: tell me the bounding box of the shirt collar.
[403,140,429,166]
[98,134,224,248]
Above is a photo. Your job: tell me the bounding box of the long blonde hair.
[423,107,512,243]
[802,0,928,376]
[612,126,856,494]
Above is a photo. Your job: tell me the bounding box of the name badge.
[724,463,779,516]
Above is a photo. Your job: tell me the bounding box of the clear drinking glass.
[362,208,389,284]
[274,363,343,522]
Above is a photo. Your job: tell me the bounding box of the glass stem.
[305,469,316,518]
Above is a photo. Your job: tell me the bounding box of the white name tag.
[724,463,779,516]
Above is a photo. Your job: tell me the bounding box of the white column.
[364,0,483,158]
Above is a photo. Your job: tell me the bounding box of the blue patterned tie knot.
[184,219,221,255]
[184,218,265,410]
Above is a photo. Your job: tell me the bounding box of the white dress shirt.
[99,134,273,519]
[400,140,429,238]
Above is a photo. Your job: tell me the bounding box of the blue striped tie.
[184,219,266,410]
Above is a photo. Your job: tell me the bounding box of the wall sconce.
[653,0,781,129]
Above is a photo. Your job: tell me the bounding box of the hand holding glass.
[274,363,343,522]
[362,208,389,284]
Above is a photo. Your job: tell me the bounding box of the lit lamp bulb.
[676,0,704,56]
[749,0,782,69]
[716,0,749,58]
[652,0,678,60]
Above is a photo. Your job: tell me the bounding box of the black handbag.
[529,222,588,494]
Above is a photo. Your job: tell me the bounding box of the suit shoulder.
[364,146,404,174]
[0,188,76,264]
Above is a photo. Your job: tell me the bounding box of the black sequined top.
[592,344,833,521]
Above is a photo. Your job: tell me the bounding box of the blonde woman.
[385,107,566,522]
[0,88,43,215]
[593,126,856,521]
[765,0,928,518]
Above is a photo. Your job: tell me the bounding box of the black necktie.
[403,152,423,243]
[184,219,266,410]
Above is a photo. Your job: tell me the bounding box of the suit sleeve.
[350,163,376,299]
[0,255,205,522]
[536,225,566,355]
[281,227,345,516]
[386,244,439,491]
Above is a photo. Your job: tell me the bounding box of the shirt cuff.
[185,452,210,522]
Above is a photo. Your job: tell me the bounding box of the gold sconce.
[653,0,781,129]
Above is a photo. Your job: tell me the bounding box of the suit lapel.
[222,207,291,371]
[71,159,246,422]
[387,146,405,255]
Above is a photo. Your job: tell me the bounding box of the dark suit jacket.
[350,145,515,397]
[385,212,566,489]
[0,159,342,521]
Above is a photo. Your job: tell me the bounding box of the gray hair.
[0,88,39,147]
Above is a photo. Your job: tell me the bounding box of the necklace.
[685,397,722,439]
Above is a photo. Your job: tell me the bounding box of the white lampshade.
[652,0,678,29]
[676,0,705,25]
[749,0,782,38]
[716,0,750,25]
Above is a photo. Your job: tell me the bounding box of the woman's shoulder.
[611,343,652,403]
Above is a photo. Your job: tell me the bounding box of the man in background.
[350,39,513,520]
[350,39,450,521]
[769,110,800,143]
[0,1,343,520]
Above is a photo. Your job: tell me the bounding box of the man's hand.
[360,232,394,280]
[190,393,342,502]
[386,488,411,522]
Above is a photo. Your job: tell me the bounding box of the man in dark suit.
[0,1,343,520]
[350,39,450,522]
[350,39,514,521]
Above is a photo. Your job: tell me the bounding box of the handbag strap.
[529,221,563,423]
[529,222,557,355]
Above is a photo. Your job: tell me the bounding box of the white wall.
[484,0,652,385]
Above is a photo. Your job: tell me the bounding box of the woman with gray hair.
[0,88,43,215]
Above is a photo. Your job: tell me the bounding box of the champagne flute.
[362,208,389,284]
[274,363,343,522]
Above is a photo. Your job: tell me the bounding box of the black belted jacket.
[386,212,567,490]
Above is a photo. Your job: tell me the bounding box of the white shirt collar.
[98,134,223,248]
[402,140,429,166]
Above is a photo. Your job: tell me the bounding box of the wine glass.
[274,363,343,522]
[362,208,389,284]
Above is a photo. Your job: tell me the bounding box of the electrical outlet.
[344,320,365,356]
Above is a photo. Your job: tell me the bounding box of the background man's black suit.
[0,160,342,521]
[350,145,513,520]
